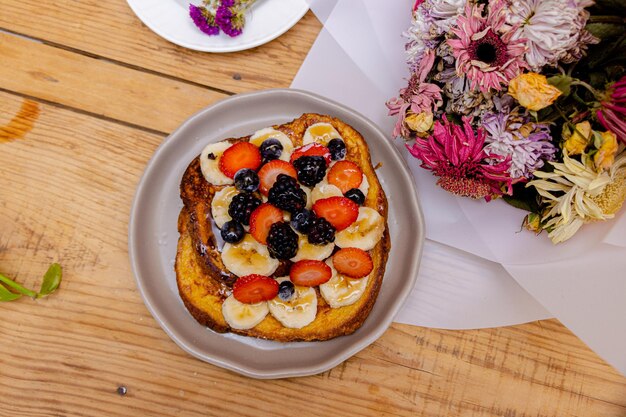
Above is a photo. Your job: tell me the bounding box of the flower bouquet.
[388,0,626,244]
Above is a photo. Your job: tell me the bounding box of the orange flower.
[508,73,562,111]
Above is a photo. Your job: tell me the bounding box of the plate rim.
[125,0,309,53]
[128,88,425,378]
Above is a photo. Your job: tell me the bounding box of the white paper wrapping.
[295,0,626,374]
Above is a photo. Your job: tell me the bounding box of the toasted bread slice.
[175,113,390,341]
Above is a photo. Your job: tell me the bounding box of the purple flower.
[189,4,219,36]
[216,4,243,37]
[482,111,556,180]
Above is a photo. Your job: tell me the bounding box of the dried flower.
[189,4,220,36]
[494,0,598,70]
[508,73,562,111]
[482,111,556,179]
[405,112,434,137]
[447,3,527,93]
[563,121,592,156]
[406,116,512,200]
[597,76,626,144]
[594,131,619,171]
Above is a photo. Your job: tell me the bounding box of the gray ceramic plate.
[128,89,425,379]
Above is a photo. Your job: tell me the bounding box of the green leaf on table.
[38,263,62,297]
[0,283,22,302]
[548,75,573,96]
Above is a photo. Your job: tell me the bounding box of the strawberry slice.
[290,143,332,164]
[258,160,297,195]
[249,203,284,244]
[219,142,262,179]
[290,260,332,286]
[233,274,279,304]
[328,161,363,194]
[312,196,359,231]
[333,248,373,278]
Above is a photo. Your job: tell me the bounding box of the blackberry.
[293,155,327,187]
[228,193,261,225]
[268,174,307,213]
[291,209,315,233]
[328,138,346,160]
[260,138,283,162]
[344,188,365,205]
[267,222,298,259]
[234,168,260,193]
[307,217,336,245]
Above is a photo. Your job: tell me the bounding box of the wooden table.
[0,2,624,416]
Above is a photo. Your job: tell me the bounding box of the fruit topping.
[268,174,307,213]
[278,280,296,301]
[307,217,336,245]
[327,138,346,160]
[233,274,279,304]
[249,203,284,245]
[290,143,332,164]
[234,168,260,193]
[258,160,297,195]
[327,160,363,194]
[290,260,332,286]
[293,155,327,187]
[228,193,261,225]
[266,221,299,260]
[312,196,359,231]
[259,138,283,162]
[290,209,315,233]
[333,248,373,278]
[344,188,366,205]
[219,142,262,179]
[220,220,245,244]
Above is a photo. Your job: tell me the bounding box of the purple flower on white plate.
[189,4,220,36]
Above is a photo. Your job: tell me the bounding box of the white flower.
[528,151,626,243]
[495,0,598,70]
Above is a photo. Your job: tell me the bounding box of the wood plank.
[0,91,624,417]
[0,31,228,134]
[0,0,321,94]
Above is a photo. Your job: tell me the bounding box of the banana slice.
[222,235,279,277]
[358,174,370,198]
[268,277,317,328]
[335,207,385,251]
[222,295,269,330]
[320,260,369,308]
[303,123,342,146]
[290,233,335,262]
[311,180,343,203]
[249,128,294,161]
[211,186,238,228]
[200,141,234,186]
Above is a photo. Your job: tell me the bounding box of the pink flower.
[447,3,527,93]
[598,76,626,144]
[406,116,512,200]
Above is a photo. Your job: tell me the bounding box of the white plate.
[126,0,309,52]
[128,89,425,378]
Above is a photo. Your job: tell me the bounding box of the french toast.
[175,113,390,341]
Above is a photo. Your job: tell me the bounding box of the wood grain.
[0,0,321,94]
[0,90,624,417]
[0,31,228,134]
[0,2,625,416]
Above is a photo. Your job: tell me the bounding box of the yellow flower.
[594,130,618,171]
[508,72,562,111]
[563,121,592,155]
[405,111,433,137]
